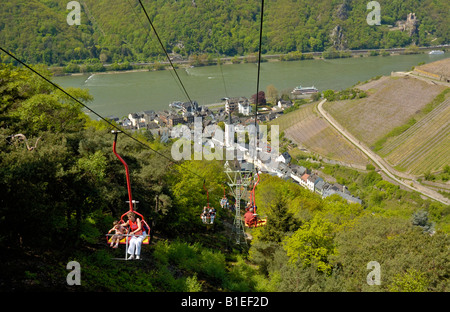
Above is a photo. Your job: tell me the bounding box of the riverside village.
[104,86,362,205]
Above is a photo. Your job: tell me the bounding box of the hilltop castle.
[391,13,419,36]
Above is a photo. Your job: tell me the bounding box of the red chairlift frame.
[245,171,267,228]
[106,130,150,247]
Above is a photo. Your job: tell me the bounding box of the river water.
[53,53,448,118]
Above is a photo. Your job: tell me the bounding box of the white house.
[290,165,307,184]
[226,97,249,114]
[300,173,309,188]
[278,100,293,110]
[276,152,291,164]
[238,101,252,116]
[120,117,132,128]
[307,174,323,192]
[128,113,140,127]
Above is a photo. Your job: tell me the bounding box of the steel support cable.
[136,0,195,105]
[254,0,265,129]
[251,0,265,170]
[124,0,186,101]
[217,52,229,99]
[0,47,204,180]
[208,33,229,99]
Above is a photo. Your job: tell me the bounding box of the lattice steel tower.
[224,161,253,245]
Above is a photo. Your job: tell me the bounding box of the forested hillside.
[0,0,449,66]
[0,63,449,292]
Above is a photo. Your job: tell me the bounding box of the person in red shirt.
[244,208,257,227]
[123,212,146,260]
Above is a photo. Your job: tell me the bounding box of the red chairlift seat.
[106,203,151,245]
[244,172,267,228]
[106,131,151,247]
[220,183,230,209]
[245,215,267,228]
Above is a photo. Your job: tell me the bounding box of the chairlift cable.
[124,0,187,103]
[0,47,204,181]
[217,52,229,99]
[254,0,265,129]
[203,180,210,208]
[208,30,229,99]
[136,0,195,105]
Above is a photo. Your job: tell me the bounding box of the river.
[52,53,448,118]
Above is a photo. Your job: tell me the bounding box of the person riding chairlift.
[244,207,257,227]
[123,212,146,260]
[201,206,209,224]
[220,196,229,209]
[209,207,216,224]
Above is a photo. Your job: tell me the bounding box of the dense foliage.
[0,63,448,291]
[250,172,449,291]
[0,62,268,291]
[1,0,449,66]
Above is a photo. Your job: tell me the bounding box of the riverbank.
[51,45,449,77]
[66,68,150,76]
[53,52,449,119]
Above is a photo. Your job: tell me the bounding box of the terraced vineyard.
[323,77,446,147]
[380,97,450,175]
[324,71,450,176]
[268,103,368,166]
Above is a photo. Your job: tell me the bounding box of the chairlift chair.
[106,131,151,259]
[201,181,216,224]
[220,183,229,209]
[244,171,267,228]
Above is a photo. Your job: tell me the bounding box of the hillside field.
[323,68,450,176]
[268,102,369,166]
[380,96,450,175]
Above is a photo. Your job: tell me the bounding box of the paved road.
[317,99,449,205]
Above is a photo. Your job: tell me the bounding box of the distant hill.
[0,0,449,65]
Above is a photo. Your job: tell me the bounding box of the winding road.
[317,99,449,205]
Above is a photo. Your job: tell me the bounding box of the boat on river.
[429,50,444,55]
[291,85,319,95]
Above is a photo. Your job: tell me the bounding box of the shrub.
[200,249,227,281]
[185,274,203,292]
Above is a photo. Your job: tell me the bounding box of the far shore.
[52,45,448,77]
[54,68,156,77]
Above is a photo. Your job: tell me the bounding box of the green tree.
[283,215,336,274]
[258,198,298,243]
[333,214,449,291]
[266,85,278,105]
[411,210,435,234]
[322,90,336,101]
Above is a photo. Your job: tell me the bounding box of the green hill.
[0,0,449,65]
